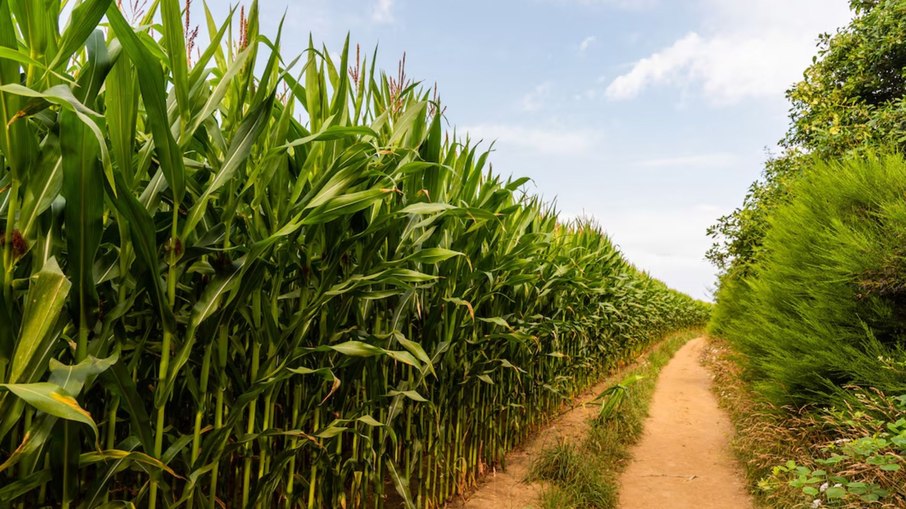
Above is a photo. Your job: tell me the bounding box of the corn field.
[0,2,709,508]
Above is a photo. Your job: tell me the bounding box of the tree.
[707,0,906,278]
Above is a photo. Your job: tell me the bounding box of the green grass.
[528,329,699,509]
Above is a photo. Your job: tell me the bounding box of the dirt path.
[618,337,752,509]
[448,342,663,509]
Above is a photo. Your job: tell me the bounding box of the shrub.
[711,154,906,405]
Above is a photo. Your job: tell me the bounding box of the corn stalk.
[0,2,710,508]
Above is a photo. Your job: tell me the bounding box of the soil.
[618,337,753,509]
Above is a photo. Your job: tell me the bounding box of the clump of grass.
[529,330,698,509]
[530,440,585,483]
[529,440,616,508]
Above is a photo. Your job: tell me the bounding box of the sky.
[197,0,855,301]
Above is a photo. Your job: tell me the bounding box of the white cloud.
[589,204,726,300]
[605,0,853,104]
[579,35,597,53]
[521,83,552,112]
[462,123,604,156]
[372,0,394,23]
[606,32,703,101]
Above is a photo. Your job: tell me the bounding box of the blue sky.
[198,0,853,300]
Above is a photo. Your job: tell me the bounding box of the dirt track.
[618,337,752,509]
[448,337,752,509]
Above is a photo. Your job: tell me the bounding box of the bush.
[710,154,906,405]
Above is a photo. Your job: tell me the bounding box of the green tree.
[707,0,906,278]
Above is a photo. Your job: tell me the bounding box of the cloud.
[605,0,853,104]
[633,152,738,168]
[590,203,726,300]
[462,123,604,156]
[579,35,597,53]
[372,0,394,23]
[521,83,552,112]
[605,32,703,100]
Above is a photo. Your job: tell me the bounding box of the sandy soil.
[618,337,753,509]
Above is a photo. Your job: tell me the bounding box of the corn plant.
[0,1,710,508]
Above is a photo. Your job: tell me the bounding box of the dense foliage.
[706,0,906,278]
[709,0,906,404]
[707,0,906,501]
[710,155,906,404]
[0,2,708,508]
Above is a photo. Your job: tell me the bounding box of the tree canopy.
[707,0,906,278]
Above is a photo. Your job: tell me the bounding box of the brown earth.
[618,337,753,509]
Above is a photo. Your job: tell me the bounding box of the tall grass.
[0,2,709,507]
[710,154,906,405]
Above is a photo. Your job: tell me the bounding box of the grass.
[527,329,700,509]
[702,337,906,509]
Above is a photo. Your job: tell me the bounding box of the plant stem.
[150,208,180,509]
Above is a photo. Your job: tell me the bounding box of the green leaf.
[155,268,245,407]
[184,46,252,143]
[159,0,189,120]
[183,91,276,236]
[18,156,63,241]
[0,413,56,474]
[0,288,13,366]
[394,334,434,375]
[105,40,139,185]
[0,383,98,439]
[825,486,846,499]
[386,458,416,509]
[302,187,391,225]
[316,425,348,439]
[398,202,456,215]
[49,0,113,72]
[106,5,186,202]
[357,415,383,427]
[407,248,463,264]
[478,316,511,329]
[281,125,378,150]
[387,390,429,403]
[384,350,422,369]
[80,449,178,477]
[60,108,104,336]
[322,341,384,357]
[102,173,176,334]
[0,469,52,503]
[102,363,154,453]
[49,355,117,399]
[7,257,71,384]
